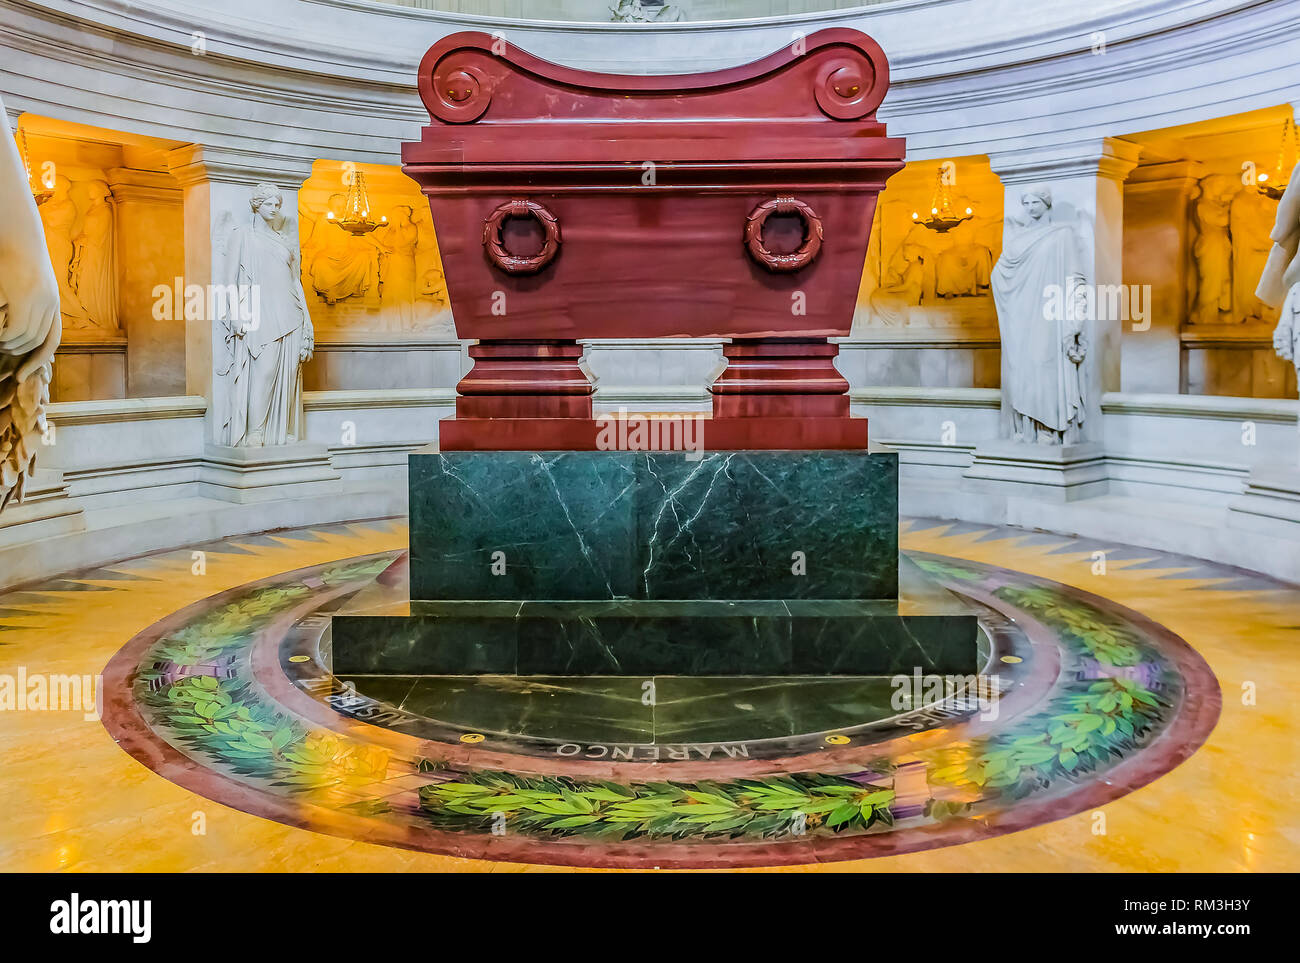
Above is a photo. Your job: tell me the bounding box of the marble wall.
[378,0,885,19]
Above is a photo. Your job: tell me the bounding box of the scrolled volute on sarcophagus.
[402,29,906,450]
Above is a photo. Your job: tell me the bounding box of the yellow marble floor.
[1,519,1295,872]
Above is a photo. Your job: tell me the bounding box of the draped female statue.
[37,174,91,328]
[218,183,315,447]
[70,179,120,332]
[990,186,1089,445]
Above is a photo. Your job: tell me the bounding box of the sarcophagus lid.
[403,29,906,341]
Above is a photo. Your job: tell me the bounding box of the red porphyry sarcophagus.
[402,29,906,450]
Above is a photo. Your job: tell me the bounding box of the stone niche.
[18,116,186,401]
[846,155,1004,389]
[298,160,458,391]
[1123,105,1298,399]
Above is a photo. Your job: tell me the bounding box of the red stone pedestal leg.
[706,338,867,449]
[439,340,601,450]
[454,340,593,419]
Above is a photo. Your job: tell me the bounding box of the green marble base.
[330,447,976,677]
[408,448,899,602]
[330,558,978,676]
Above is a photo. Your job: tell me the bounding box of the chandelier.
[17,127,54,206]
[911,164,973,233]
[326,169,387,235]
[1256,117,1297,200]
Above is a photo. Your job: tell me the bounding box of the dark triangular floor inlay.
[19,580,119,593]
[1197,576,1287,592]
[901,517,958,534]
[67,568,160,582]
[225,534,290,547]
[267,529,327,543]
[931,521,997,538]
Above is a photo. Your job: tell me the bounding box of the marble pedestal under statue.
[329,448,978,676]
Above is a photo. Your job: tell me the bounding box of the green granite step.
[329,558,977,676]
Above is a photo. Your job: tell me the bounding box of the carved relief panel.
[298,161,453,339]
[23,130,124,338]
[853,157,1004,335]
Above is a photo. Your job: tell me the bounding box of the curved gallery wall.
[1,0,1299,588]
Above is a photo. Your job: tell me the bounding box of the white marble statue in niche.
[217,183,315,447]
[0,97,61,509]
[70,179,120,333]
[1188,174,1236,325]
[1230,187,1280,325]
[37,174,92,328]
[990,185,1089,445]
[1256,166,1300,383]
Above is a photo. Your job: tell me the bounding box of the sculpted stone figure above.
[990,186,1089,446]
[217,183,315,448]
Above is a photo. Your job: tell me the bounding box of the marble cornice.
[885,0,1298,98]
[46,395,208,425]
[1123,159,1206,195]
[989,139,1143,184]
[302,389,457,410]
[8,0,1298,98]
[850,387,1002,409]
[1100,391,1299,423]
[7,0,414,83]
[106,166,181,203]
[166,145,316,188]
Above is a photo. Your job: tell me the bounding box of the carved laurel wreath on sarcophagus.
[744,196,825,273]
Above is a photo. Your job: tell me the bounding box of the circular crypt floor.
[3,518,1297,871]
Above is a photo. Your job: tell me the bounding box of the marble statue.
[376,204,418,331]
[610,0,683,22]
[37,173,92,328]
[1256,165,1300,381]
[1230,187,1278,325]
[1189,174,1236,325]
[0,96,61,509]
[935,219,993,298]
[217,183,314,447]
[991,185,1088,445]
[307,192,377,304]
[70,179,120,333]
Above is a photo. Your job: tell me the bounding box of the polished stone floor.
[1,518,1295,870]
